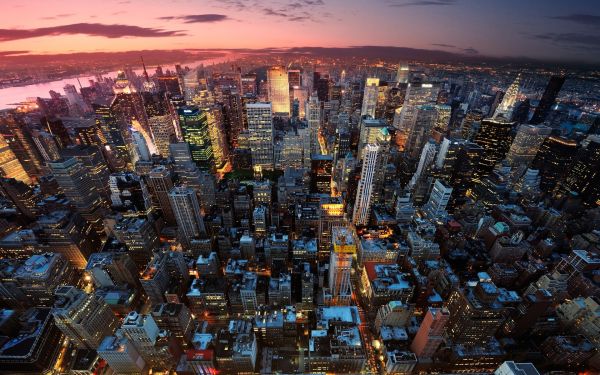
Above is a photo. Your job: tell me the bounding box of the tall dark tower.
[532,135,578,193]
[556,136,600,206]
[530,75,565,125]
[472,118,515,179]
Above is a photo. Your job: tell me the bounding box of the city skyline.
[0,0,598,63]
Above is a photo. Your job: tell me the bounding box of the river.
[0,53,237,110]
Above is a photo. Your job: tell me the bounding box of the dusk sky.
[1,0,599,63]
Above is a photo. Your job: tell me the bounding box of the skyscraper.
[530,75,565,124]
[328,227,356,305]
[48,157,105,222]
[148,114,176,157]
[411,307,449,359]
[423,179,453,218]
[52,286,119,349]
[493,74,521,119]
[505,124,552,167]
[246,102,274,170]
[532,135,578,193]
[0,134,31,184]
[147,166,176,225]
[306,94,321,156]
[178,106,214,171]
[472,117,516,180]
[169,186,207,243]
[352,143,381,226]
[395,62,410,84]
[361,77,380,118]
[267,66,290,116]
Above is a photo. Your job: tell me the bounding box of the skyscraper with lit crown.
[493,74,521,119]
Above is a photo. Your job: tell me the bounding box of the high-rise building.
[147,166,176,225]
[327,227,356,305]
[178,106,214,171]
[472,118,515,180]
[411,307,450,359]
[169,186,207,243]
[306,94,321,156]
[52,286,119,349]
[267,66,290,116]
[495,361,540,375]
[310,155,333,194]
[361,77,380,118]
[148,114,176,157]
[531,135,578,193]
[423,179,453,218]
[246,102,274,170]
[493,74,521,119]
[206,106,229,168]
[557,135,600,206]
[98,336,147,374]
[395,62,410,84]
[352,136,388,226]
[505,124,551,167]
[0,134,31,185]
[48,157,106,223]
[140,252,169,305]
[530,75,565,124]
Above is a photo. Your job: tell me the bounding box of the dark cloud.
[0,23,186,42]
[431,43,477,54]
[432,43,456,48]
[0,50,29,56]
[462,47,478,54]
[387,0,457,7]
[40,13,74,20]
[158,14,230,23]
[551,14,600,27]
[533,32,600,49]
[211,0,323,22]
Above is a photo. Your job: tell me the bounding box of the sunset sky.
[1,0,598,63]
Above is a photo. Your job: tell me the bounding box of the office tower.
[0,308,63,373]
[169,186,207,243]
[445,282,505,345]
[42,117,72,148]
[109,172,152,213]
[48,157,105,222]
[267,66,290,116]
[397,82,440,144]
[157,75,182,96]
[461,109,485,139]
[74,124,106,147]
[361,77,380,118]
[531,75,565,124]
[241,73,257,95]
[306,94,321,156]
[98,336,147,374]
[493,74,521,119]
[131,129,151,161]
[0,134,31,185]
[31,130,61,162]
[63,84,88,114]
[531,135,578,193]
[411,307,450,359]
[495,361,540,375]
[423,179,453,218]
[292,86,308,118]
[52,286,119,349]
[178,106,214,171]
[404,104,438,158]
[148,114,176,157]
[288,69,301,87]
[310,155,333,194]
[246,102,274,170]
[0,114,43,179]
[117,311,175,369]
[147,166,176,225]
[206,106,229,168]
[352,139,387,226]
[313,71,330,102]
[327,227,355,305]
[375,301,413,331]
[505,124,551,167]
[140,253,169,305]
[112,217,158,267]
[93,103,130,169]
[0,178,39,219]
[37,210,99,269]
[14,253,75,307]
[472,118,515,179]
[395,62,410,84]
[358,118,387,160]
[86,251,141,289]
[61,145,111,200]
[557,135,600,206]
[151,303,194,345]
[182,71,200,102]
[224,89,245,149]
